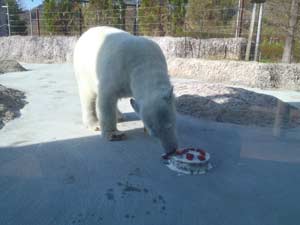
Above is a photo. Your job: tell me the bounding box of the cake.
[166,148,212,175]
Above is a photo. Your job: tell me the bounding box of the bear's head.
[130,87,178,154]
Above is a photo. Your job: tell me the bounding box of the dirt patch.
[173,81,300,128]
[0,84,27,129]
[0,60,27,74]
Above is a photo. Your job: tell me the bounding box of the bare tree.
[282,0,300,63]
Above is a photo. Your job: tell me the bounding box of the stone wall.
[168,58,300,90]
[0,36,78,63]
[0,35,299,90]
[151,37,246,60]
[0,35,246,63]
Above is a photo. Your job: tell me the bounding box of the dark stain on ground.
[118,181,144,194]
[70,212,101,225]
[64,175,75,184]
[123,185,142,193]
[124,214,135,219]
[106,188,115,201]
[128,168,142,177]
[114,180,168,217]
[158,195,166,204]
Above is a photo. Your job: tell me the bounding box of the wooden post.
[158,0,164,36]
[79,8,83,35]
[245,3,257,61]
[235,0,245,38]
[282,0,300,63]
[133,0,139,35]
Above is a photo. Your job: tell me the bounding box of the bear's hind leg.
[79,88,100,131]
[98,95,126,141]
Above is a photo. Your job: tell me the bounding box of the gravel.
[0,60,27,129]
[0,84,27,129]
[0,60,27,74]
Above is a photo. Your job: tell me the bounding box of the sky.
[21,0,43,10]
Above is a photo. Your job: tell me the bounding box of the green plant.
[260,39,300,63]
[5,0,27,35]
[43,0,81,35]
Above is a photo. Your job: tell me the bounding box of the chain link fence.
[1,6,243,37]
[0,2,299,62]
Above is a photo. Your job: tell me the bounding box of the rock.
[0,60,27,74]
[173,81,300,128]
[0,84,27,129]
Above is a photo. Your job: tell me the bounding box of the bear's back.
[73,26,167,93]
[74,27,128,71]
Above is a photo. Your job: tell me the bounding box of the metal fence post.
[36,8,40,36]
[2,4,10,36]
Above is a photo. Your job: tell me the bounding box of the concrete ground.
[0,64,299,225]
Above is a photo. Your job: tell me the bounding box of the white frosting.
[166,150,212,175]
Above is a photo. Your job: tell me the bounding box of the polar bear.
[73,26,178,154]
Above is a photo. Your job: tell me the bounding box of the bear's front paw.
[85,122,101,132]
[102,131,126,141]
[92,126,101,131]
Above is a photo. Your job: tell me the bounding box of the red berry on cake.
[176,150,183,155]
[198,155,206,161]
[182,149,189,154]
[198,149,206,155]
[186,153,194,160]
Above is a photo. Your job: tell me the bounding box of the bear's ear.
[130,98,140,114]
[163,86,174,102]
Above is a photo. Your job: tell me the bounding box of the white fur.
[74,26,178,152]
